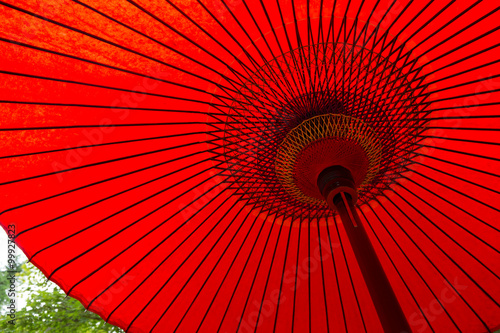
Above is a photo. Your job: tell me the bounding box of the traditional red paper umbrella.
[1,0,499,332]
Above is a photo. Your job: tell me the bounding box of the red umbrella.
[1,0,499,332]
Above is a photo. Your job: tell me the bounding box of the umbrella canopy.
[1,0,499,332]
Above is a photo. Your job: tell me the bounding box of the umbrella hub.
[275,114,382,207]
[220,42,425,218]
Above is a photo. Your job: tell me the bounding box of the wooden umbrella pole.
[318,166,411,333]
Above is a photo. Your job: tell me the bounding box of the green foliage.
[0,261,123,332]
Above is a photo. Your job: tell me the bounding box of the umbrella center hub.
[275,114,382,207]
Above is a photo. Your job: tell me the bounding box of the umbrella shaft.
[331,193,411,333]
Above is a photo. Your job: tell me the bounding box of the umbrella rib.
[345,0,386,106]
[395,177,500,272]
[122,185,237,331]
[272,214,300,332]
[379,194,496,330]
[307,0,325,97]
[316,218,332,332]
[349,62,426,121]
[415,143,500,162]
[151,186,305,331]
[235,207,285,333]
[238,0,302,100]
[424,59,500,88]
[359,206,440,332]
[0,98,228,110]
[363,94,430,164]
[71,0,272,101]
[196,0,304,104]
[306,0,322,98]
[352,9,433,135]
[291,0,312,94]
[166,0,298,105]
[88,166,280,327]
[414,42,500,86]
[0,142,218,217]
[308,216,312,333]
[399,172,500,240]
[420,0,486,53]
[260,207,320,333]
[5,124,273,211]
[327,1,376,104]
[149,193,252,332]
[354,1,484,100]
[0,70,230,112]
[357,64,427,151]
[403,101,500,115]
[365,67,500,105]
[337,0,433,92]
[0,139,215,192]
[309,210,329,331]
[256,0,307,98]
[405,158,500,196]
[291,213,303,333]
[374,0,416,54]
[205,87,295,152]
[25,156,215,260]
[420,74,500,97]
[331,213,369,333]
[215,204,308,332]
[102,176,239,325]
[408,9,500,75]
[336,0,352,108]
[215,210,277,332]
[274,0,309,96]
[397,87,500,107]
[17,157,213,247]
[392,0,478,68]
[172,202,265,332]
[322,22,430,140]
[400,149,500,179]
[0,1,247,97]
[348,0,399,121]
[324,214,349,332]
[193,0,291,98]
[316,0,326,49]
[193,201,272,333]
[401,180,500,268]
[415,135,500,146]
[198,118,284,151]
[0,119,240,131]
[388,1,493,77]
[212,7,304,104]
[370,60,426,130]
[321,1,339,96]
[67,169,229,302]
[0,130,214,161]
[424,114,500,121]
[403,167,500,215]
[0,68,273,123]
[320,0,488,120]
[419,126,500,131]
[342,0,361,98]
[0,37,240,108]
[352,57,419,128]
